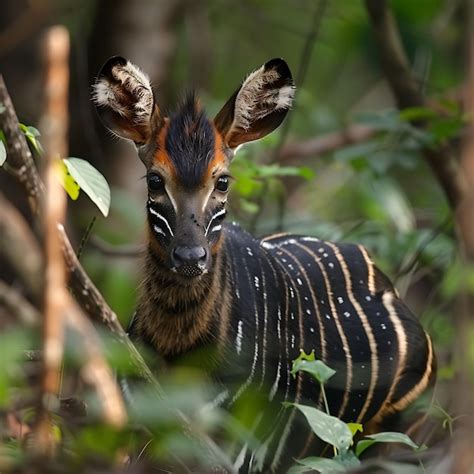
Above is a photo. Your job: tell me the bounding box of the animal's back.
[220,223,434,433]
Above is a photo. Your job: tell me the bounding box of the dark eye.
[216,175,230,192]
[147,173,164,192]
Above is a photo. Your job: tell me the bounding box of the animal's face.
[139,106,231,277]
[93,56,294,278]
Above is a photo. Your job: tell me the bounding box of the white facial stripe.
[210,225,222,233]
[201,185,216,213]
[153,225,166,236]
[148,206,174,236]
[164,184,178,213]
[205,208,226,235]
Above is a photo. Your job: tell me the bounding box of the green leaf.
[347,423,363,437]
[291,351,336,384]
[355,431,419,457]
[0,140,6,167]
[334,450,361,468]
[63,158,111,217]
[430,117,464,144]
[55,160,80,200]
[333,141,380,163]
[399,106,438,122]
[293,349,316,363]
[19,123,43,154]
[256,164,315,180]
[240,198,259,214]
[288,404,353,454]
[289,456,347,473]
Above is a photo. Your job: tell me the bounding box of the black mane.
[165,93,215,187]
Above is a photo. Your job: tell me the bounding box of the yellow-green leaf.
[55,160,80,200]
[63,158,111,217]
[347,423,363,437]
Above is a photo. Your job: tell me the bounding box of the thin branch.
[77,216,97,260]
[0,69,155,387]
[0,36,234,473]
[0,192,43,299]
[365,0,467,209]
[452,4,474,471]
[0,81,44,214]
[456,10,474,261]
[249,0,328,233]
[277,124,376,163]
[0,279,40,326]
[273,0,329,163]
[89,235,143,258]
[65,294,126,428]
[33,26,70,458]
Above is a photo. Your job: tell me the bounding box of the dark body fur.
[130,222,435,469]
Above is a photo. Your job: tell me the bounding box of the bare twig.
[0,279,40,326]
[0,30,234,473]
[32,25,70,458]
[273,0,329,162]
[76,216,97,260]
[0,192,43,299]
[0,80,44,213]
[456,14,474,261]
[365,0,467,209]
[65,294,126,428]
[277,124,376,163]
[89,235,143,258]
[0,2,48,58]
[0,65,155,387]
[452,4,474,472]
[250,0,328,233]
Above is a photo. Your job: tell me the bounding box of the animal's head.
[93,56,294,279]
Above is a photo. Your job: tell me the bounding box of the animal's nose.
[171,246,208,268]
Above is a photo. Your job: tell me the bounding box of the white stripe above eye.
[205,208,226,235]
[149,206,174,236]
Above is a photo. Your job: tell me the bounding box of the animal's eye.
[147,173,164,192]
[216,175,230,192]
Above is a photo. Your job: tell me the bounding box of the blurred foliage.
[1,0,472,471]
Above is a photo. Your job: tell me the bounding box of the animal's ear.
[214,58,295,150]
[93,56,159,145]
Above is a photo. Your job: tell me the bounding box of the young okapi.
[93,56,435,471]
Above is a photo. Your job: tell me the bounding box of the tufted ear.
[93,56,159,145]
[214,58,295,151]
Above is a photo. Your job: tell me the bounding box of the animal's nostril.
[172,246,207,266]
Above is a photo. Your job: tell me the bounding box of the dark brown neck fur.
[134,244,228,358]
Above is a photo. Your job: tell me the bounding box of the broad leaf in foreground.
[63,158,111,217]
[355,431,419,457]
[287,404,353,454]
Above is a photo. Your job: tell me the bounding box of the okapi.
[93,56,435,471]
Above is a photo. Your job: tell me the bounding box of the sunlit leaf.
[347,423,363,437]
[0,140,6,166]
[355,431,419,457]
[291,354,336,385]
[240,198,259,214]
[63,157,111,217]
[289,456,347,473]
[399,106,438,122]
[286,403,352,454]
[430,117,464,144]
[19,123,43,154]
[55,160,80,200]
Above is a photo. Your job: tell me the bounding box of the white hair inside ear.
[93,60,154,127]
[232,64,295,132]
